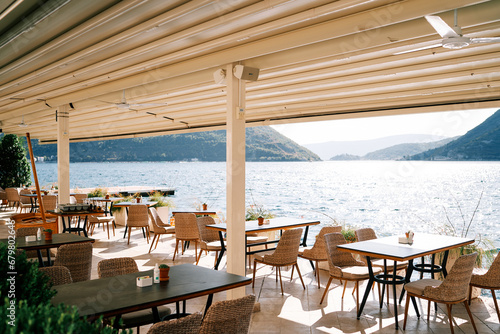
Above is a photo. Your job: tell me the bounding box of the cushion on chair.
[404,278,442,296]
[253,250,275,262]
[340,265,382,280]
[202,240,223,251]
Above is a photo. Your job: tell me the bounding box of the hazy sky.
[271,108,498,145]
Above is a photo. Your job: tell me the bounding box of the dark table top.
[172,209,218,215]
[337,233,475,262]
[1,233,94,250]
[51,263,252,319]
[207,217,320,234]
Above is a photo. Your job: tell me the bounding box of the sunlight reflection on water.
[34,161,500,248]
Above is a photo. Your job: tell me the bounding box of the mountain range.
[409,109,500,161]
[29,126,320,162]
[304,134,448,160]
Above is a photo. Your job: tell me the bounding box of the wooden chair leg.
[278,266,284,295]
[427,299,431,321]
[148,234,157,253]
[111,221,115,236]
[463,301,478,334]
[342,281,348,299]
[492,289,500,320]
[468,285,473,305]
[252,260,257,288]
[145,226,150,243]
[446,304,455,334]
[155,234,160,249]
[172,239,180,261]
[355,281,360,315]
[290,265,294,281]
[315,260,321,288]
[295,264,305,289]
[127,227,131,245]
[403,292,411,330]
[106,222,110,239]
[320,277,333,304]
[195,249,202,265]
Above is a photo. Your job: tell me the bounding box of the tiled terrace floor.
[1,209,499,334]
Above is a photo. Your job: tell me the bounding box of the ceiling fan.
[18,115,28,128]
[425,9,500,49]
[396,10,500,54]
[97,90,168,111]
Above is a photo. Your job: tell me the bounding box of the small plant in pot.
[159,264,170,281]
[44,228,53,241]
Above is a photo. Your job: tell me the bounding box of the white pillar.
[57,105,70,232]
[226,63,246,299]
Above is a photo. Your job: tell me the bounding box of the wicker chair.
[469,253,500,321]
[124,205,150,245]
[41,195,57,212]
[53,242,93,282]
[87,213,115,239]
[403,252,478,334]
[319,232,383,315]
[252,228,305,295]
[0,188,8,210]
[72,193,88,204]
[196,216,224,266]
[147,312,202,334]
[98,257,172,333]
[199,294,256,334]
[39,266,73,286]
[5,188,21,211]
[172,213,199,261]
[148,207,175,253]
[298,225,342,288]
[16,226,42,259]
[355,228,408,305]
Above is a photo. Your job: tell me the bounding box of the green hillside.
[29,126,320,162]
[410,109,500,160]
[363,137,456,160]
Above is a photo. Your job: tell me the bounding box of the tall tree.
[0,134,31,188]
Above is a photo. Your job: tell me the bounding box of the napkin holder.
[398,236,410,244]
[25,235,36,242]
[136,276,152,287]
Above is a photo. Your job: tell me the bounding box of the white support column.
[57,105,70,232]
[226,63,246,299]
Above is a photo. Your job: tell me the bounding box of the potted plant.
[44,228,53,241]
[202,203,208,211]
[159,264,170,281]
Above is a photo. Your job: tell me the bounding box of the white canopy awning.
[1,0,499,142]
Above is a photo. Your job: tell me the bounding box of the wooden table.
[47,210,98,237]
[51,263,251,322]
[207,217,320,270]
[336,233,474,329]
[1,233,94,266]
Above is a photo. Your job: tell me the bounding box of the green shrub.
[148,191,175,208]
[87,187,108,198]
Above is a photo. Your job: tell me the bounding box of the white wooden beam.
[226,63,247,299]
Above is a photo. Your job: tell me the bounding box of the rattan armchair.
[147,312,202,334]
[403,252,478,334]
[39,266,73,286]
[98,257,172,333]
[199,294,256,334]
[124,204,150,245]
[41,194,57,212]
[18,189,33,213]
[320,232,383,315]
[469,253,500,321]
[196,216,223,266]
[53,242,93,282]
[16,226,42,259]
[172,213,199,261]
[5,188,21,211]
[252,228,305,295]
[148,207,175,253]
[298,225,342,288]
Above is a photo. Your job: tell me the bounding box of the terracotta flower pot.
[258,217,264,226]
[159,267,170,281]
[136,197,141,203]
[44,231,53,241]
[202,203,208,211]
[105,194,110,199]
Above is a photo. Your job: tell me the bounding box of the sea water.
[33,160,500,248]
